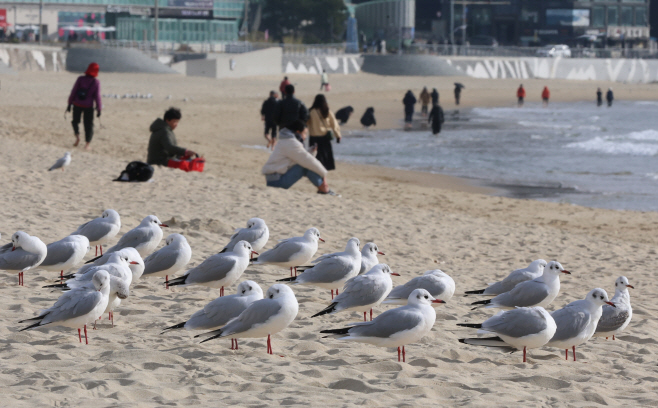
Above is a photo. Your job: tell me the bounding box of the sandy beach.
[1,71,657,407]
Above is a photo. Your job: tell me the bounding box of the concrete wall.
[0,44,66,72]
[361,54,464,76]
[175,47,282,79]
[284,55,364,75]
[66,46,178,74]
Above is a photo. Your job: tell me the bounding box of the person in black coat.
[335,106,354,125]
[360,107,376,128]
[261,90,279,149]
[403,90,417,129]
[454,84,463,105]
[596,87,603,107]
[273,84,309,131]
[428,103,445,135]
[431,88,439,106]
[606,88,614,107]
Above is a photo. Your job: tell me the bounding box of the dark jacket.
[360,107,376,127]
[68,75,102,110]
[335,106,354,124]
[273,95,309,129]
[261,96,279,123]
[431,89,439,105]
[147,119,187,166]
[403,92,417,113]
[606,90,614,102]
[428,105,445,135]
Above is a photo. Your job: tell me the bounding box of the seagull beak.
[251,251,259,256]
[319,238,325,243]
[606,301,616,307]
[11,246,16,252]
[129,261,139,265]
[561,270,571,274]
[118,293,128,299]
[159,224,169,227]
[390,273,400,276]
[377,251,385,255]
[627,285,634,289]
[432,299,445,304]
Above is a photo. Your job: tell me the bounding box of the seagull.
[68,247,144,283]
[48,152,71,171]
[470,261,570,310]
[167,241,257,296]
[142,233,192,288]
[458,307,557,363]
[384,269,455,305]
[40,235,90,281]
[45,252,137,290]
[277,237,361,299]
[359,242,385,275]
[593,276,634,340]
[72,209,121,256]
[103,215,167,258]
[252,228,323,277]
[221,218,269,254]
[465,259,547,296]
[312,264,399,321]
[0,231,48,286]
[320,288,445,362]
[162,280,263,349]
[546,288,614,361]
[195,284,299,354]
[19,270,111,344]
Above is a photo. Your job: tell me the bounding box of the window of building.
[607,7,618,26]
[591,7,605,27]
[621,6,633,26]
[635,7,646,26]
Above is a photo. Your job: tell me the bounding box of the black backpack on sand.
[114,161,154,182]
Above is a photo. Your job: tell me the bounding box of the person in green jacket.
[147,107,198,166]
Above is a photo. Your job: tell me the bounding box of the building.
[351,0,415,48]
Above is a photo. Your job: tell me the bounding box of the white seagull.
[68,247,144,283]
[168,240,256,296]
[312,264,399,321]
[40,235,90,281]
[277,237,361,299]
[104,215,168,258]
[196,284,299,354]
[359,242,385,275]
[48,151,71,172]
[72,209,121,256]
[162,280,263,349]
[458,307,557,363]
[465,259,547,296]
[547,288,614,361]
[321,288,445,362]
[594,276,634,340]
[252,228,324,277]
[19,270,111,344]
[385,269,455,305]
[470,261,570,310]
[142,233,192,288]
[0,231,48,286]
[221,217,269,253]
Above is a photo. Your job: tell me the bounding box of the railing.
[399,44,658,59]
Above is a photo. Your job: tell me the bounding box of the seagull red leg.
[363,312,366,322]
[613,335,615,340]
[398,347,401,362]
[95,246,98,257]
[236,339,239,350]
[523,347,527,363]
[60,270,63,283]
[78,328,82,343]
[572,345,576,362]
[290,267,293,277]
[565,349,568,360]
[100,246,103,256]
[84,325,88,345]
[402,346,406,363]
[331,290,334,300]
[166,275,169,290]
[370,309,373,321]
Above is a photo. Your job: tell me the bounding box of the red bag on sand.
[167,157,205,172]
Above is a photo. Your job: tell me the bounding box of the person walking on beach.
[307,94,341,171]
[261,91,279,150]
[274,84,309,141]
[335,106,354,125]
[360,107,376,128]
[279,76,291,96]
[454,83,463,105]
[147,107,199,166]
[431,88,439,106]
[606,88,614,107]
[320,70,329,91]
[403,90,417,130]
[262,120,336,195]
[419,87,431,116]
[67,62,102,150]
[428,102,445,135]
[541,86,550,107]
[517,84,526,107]
[596,87,603,107]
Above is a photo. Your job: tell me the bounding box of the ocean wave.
[565,137,658,156]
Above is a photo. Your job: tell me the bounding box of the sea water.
[334,101,658,211]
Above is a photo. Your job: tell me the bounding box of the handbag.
[168,156,205,172]
[114,161,154,182]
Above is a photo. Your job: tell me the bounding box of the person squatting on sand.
[261,91,279,150]
[335,106,354,125]
[67,62,102,150]
[307,94,342,172]
[360,107,376,128]
[261,120,337,195]
[147,108,199,167]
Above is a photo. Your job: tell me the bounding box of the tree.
[261,0,347,43]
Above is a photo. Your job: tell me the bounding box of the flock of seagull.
[0,211,633,363]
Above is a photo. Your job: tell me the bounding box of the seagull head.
[408,288,444,306]
[112,277,130,299]
[266,284,294,300]
[165,233,186,246]
[346,237,360,252]
[238,280,264,298]
[305,228,324,243]
[423,269,448,278]
[545,261,570,276]
[92,269,111,292]
[529,259,548,272]
[586,288,614,308]
[615,276,634,291]
[235,240,258,257]
[142,215,168,228]
[10,231,30,251]
[117,248,145,280]
[247,218,267,230]
[362,242,385,257]
[367,263,399,276]
[101,209,120,222]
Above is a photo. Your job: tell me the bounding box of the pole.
[450,0,455,55]
[462,3,466,49]
[154,0,159,45]
[243,0,249,37]
[38,0,43,44]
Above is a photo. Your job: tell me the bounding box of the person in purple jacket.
[67,62,102,150]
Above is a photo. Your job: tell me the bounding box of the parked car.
[536,44,571,58]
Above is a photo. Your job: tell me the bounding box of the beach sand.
[0,71,657,406]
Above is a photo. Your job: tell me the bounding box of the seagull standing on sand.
[70,248,144,283]
[104,215,168,258]
[142,233,192,288]
[20,270,111,344]
[277,237,361,299]
[312,264,399,321]
[252,228,324,277]
[385,269,455,305]
[547,288,614,361]
[359,242,385,275]
[465,259,547,296]
[167,241,257,296]
[458,307,557,363]
[0,231,48,286]
[40,235,90,281]
[162,280,263,349]
[48,152,71,171]
[196,284,298,354]
[470,261,570,310]
[321,288,445,362]
[593,276,634,340]
[221,218,269,254]
[72,209,121,256]
[45,252,137,290]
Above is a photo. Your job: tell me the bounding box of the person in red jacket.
[542,86,550,107]
[279,76,291,96]
[517,84,526,107]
